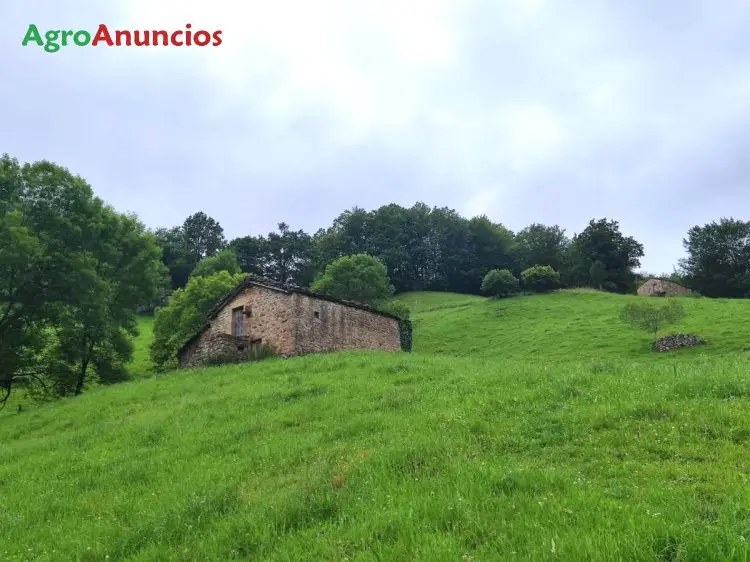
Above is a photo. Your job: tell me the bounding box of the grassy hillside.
[4,351,750,560]
[4,289,750,560]
[129,315,155,377]
[399,289,750,362]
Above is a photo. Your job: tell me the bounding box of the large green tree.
[154,226,194,290]
[263,222,314,285]
[310,254,394,305]
[0,154,166,405]
[228,235,266,277]
[47,208,167,396]
[566,218,644,293]
[679,218,750,298]
[462,216,516,292]
[512,223,569,272]
[227,223,314,285]
[182,211,226,262]
[154,212,227,290]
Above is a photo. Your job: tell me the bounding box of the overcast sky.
[3,1,750,273]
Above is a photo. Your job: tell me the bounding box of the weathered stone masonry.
[637,278,692,297]
[177,277,403,368]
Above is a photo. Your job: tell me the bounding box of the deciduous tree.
[568,218,644,293]
[310,254,394,305]
[182,211,226,262]
[0,154,166,405]
[679,218,750,298]
[512,224,569,272]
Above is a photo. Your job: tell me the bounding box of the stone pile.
[652,333,705,352]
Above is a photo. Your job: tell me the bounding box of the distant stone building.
[637,278,691,297]
[177,276,403,368]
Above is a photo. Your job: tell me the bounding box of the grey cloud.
[3,0,750,274]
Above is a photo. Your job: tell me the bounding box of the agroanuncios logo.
[22,23,223,53]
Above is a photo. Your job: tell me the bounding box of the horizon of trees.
[153,205,750,303]
[154,205,652,300]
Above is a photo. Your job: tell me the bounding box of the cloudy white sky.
[3,1,750,273]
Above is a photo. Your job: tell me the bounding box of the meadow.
[2,290,750,561]
[400,289,750,362]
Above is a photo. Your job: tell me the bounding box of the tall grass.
[3,351,750,560]
[4,290,750,559]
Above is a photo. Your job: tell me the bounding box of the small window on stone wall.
[314,311,320,318]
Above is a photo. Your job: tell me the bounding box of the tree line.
[3,152,750,404]
[155,205,649,299]
[156,207,750,301]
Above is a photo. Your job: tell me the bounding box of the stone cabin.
[177,276,403,368]
[637,278,691,297]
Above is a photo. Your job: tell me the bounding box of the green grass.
[4,290,750,560]
[399,289,750,362]
[128,315,155,378]
[4,353,750,560]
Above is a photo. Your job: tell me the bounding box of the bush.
[375,299,411,320]
[150,271,247,371]
[481,269,519,297]
[521,265,561,293]
[190,249,241,279]
[619,300,685,338]
[397,319,413,352]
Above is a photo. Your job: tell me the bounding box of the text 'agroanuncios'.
[22,23,223,53]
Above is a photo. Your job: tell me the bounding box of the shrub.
[521,265,561,293]
[619,300,686,338]
[375,299,411,320]
[481,269,519,297]
[190,249,241,279]
[397,319,413,352]
[150,271,246,371]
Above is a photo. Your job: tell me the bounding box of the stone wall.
[178,332,259,368]
[211,285,297,355]
[637,278,691,297]
[292,292,401,355]
[178,282,401,368]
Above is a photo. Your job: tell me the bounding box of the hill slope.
[5,290,750,560]
[4,351,750,560]
[399,289,750,361]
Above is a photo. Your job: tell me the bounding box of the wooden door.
[232,307,243,336]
